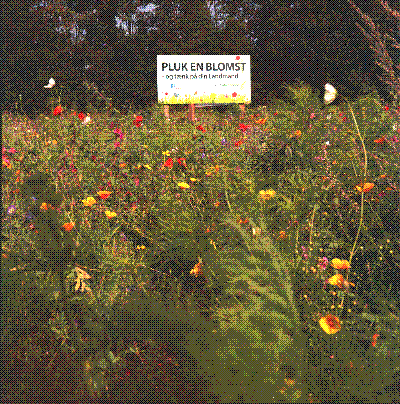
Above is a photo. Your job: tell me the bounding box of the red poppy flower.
[239,123,251,132]
[374,136,386,143]
[177,158,187,167]
[232,92,237,97]
[78,112,85,121]
[53,105,63,116]
[196,125,206,132]
[164,158,174,169]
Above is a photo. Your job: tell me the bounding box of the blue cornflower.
[7,205,16,215]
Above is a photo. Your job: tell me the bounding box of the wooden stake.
[239,104,245,119]
[164,105,170,120]
[188,104,196,122]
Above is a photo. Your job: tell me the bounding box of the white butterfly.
[324,83,338,105]
[82,114,91,125]
[44,77,56,88]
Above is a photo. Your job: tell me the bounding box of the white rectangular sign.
[157,55,251,104]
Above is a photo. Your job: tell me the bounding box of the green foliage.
[2,92,400,402]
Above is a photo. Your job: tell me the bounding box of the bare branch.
[379,0,400,19]
[348,0,400,103]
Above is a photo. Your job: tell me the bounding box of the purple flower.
[221,138,227,146]
[201,153,206,159]
[7,205,16,215]
[25,211,35,221]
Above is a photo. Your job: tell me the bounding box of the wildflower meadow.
[2,81,400,403]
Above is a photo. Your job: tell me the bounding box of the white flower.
[44,78,56,88]
[325,141,331,146]
[326,113,332,120]
[393,122,399,132]
[324,83,338,105]
[82,114,91,125]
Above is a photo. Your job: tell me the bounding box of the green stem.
[339,97,368,312]
[222,168,234,214]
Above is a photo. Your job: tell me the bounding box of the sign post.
[157,55,251,122]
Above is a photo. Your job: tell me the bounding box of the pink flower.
[8,148,16,154]
[310,113,316,119]
[318,257,329,271]
[114,141,121,148]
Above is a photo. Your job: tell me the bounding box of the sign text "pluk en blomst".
[161,62,247,72]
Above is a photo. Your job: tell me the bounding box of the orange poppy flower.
[355,182,374,193]
[331,258,350,270]
[319,314,341,334]
[62,222,75,232]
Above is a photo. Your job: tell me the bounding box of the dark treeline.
[3,0,399,117]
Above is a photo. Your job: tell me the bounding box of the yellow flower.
[143,164,151,170]
[319,314,341,334]
[82,197,97,207]
[62,222,75,232]
[259,189,276,200]
[284,378,296,387]
[279,231,287,239]
[290,130,302,139]
[162,150,171,156]
[105,210,117,219]
[355,182,374,193]
[331,258,350,270]
[177,182,190,189]
[190,177,199,182]
[255,118,267,124]
[190,261,204,277]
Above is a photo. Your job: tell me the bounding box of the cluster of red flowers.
[163,157,187,169]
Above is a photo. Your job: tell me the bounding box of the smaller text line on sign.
[157,55,251,105]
